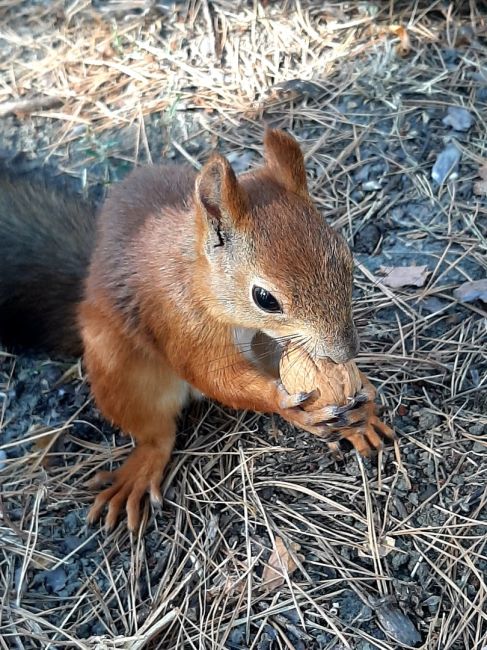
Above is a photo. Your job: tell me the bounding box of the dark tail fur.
[0,174,97,356]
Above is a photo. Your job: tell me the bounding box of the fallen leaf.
[30,555,55,570]
[33,431,60,451]
[431,143,461,184]
[473,162,487,195]
[262,537,301,592]
[442,106,474,131]
[32,429,64,469]
[207,573,246,599]
[453,279,487,303]
[478,162,487,180]
[389,25,411,57]
[474,180,487,195]
[379,266,428,289]
[358,535,396,558]
[375,597,422,646]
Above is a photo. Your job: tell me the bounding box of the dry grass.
[0,1,486,649]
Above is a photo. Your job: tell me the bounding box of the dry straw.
[0,1,486,648]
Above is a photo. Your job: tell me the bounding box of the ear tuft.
[196,154,229,221]
[195,153,247,240]
[263,128,308,197]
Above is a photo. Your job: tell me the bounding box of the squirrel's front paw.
[276,382,395,455]
[338,401,395,456]
[276,382,339,436]
[86,444,169,531]
[307,400,395,456]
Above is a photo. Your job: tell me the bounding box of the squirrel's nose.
[327,329,360,363]
[328,347,356,364]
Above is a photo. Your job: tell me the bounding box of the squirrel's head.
[194,128,359,364]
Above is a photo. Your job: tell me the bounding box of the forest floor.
[0,1,486,649]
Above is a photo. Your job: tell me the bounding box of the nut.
[279,345,363,409]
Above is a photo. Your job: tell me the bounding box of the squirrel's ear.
[195,153,247,241]
[263,128,308,197]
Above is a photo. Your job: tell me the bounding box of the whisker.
[199,333,312,377]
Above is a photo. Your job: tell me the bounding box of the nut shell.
[279,346,363,409]
[278,345,395,457]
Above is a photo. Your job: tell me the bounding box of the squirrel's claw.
[336,403,395,455]
[275,380,394,457]
[289,401,394,457]
[86,444,169,531]
[276,381,318,409]
[328,388,370,417]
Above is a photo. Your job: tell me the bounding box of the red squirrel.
[0,129,388,531]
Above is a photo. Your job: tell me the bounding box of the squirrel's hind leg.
[80,302,189,531]
[86,431,176,531]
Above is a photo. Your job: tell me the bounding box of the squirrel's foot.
[86,444,169,531]
[333,402,396,456]
[276,382,395,456]
[276,382,339,435]
[276,382,319,409]
[276,381,358,432]
[320,382,375,418]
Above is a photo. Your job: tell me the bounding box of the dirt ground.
[0,1,486,649]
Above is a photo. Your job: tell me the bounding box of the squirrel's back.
[0,174,97,355]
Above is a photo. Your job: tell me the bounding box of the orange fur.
[79,129,367,530]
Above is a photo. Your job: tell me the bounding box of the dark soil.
[1,2,486,649]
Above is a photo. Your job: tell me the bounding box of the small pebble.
[442,106,474,131]
[282,608,300,624]
[469,423,486,436]
[408,492,419,506]
[350,189,365,202]
[420,484,438,501]
[362,179,382,191]
[63,512,80,534]
[417,410,441,430]
[374,597,422,646]
[441,49,461,65]
[391,552,409,570]
[354,164,371,182]
[257,632,274,650]
[419,297,448,314]
[63,536,84,553]
[454,279,487,303]
[354,223,381,254]
[228,626,245,647]
[431,143,461,184]
[227,149,254,173]
[45,567,67,594]
[423,595,441,612]
[263,625,277,640]
[91,622,106,636]
[316,635,333,649]
[292,641,306,650]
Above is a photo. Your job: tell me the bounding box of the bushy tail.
[0,174,97,356]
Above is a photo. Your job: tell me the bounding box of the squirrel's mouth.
[235,328,359,374]
[315,338,360,364]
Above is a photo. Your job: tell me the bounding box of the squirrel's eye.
[252,286,282,314]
